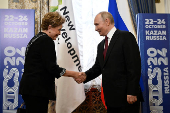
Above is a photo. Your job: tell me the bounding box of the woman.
[19,12,80,113]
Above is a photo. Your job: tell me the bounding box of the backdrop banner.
[0,9,34,113]
[137,13,170,113]
[50,0,85,113]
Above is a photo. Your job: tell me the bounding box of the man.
[77,11,143,113]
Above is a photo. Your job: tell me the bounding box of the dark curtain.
[128,0,156,32]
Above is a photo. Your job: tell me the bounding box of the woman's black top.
[19,32,65,100]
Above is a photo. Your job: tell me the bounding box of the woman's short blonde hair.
[41,12,65,30]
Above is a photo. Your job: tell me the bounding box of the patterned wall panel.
[8,0,49,35]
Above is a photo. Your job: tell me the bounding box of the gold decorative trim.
[155,0,160,3]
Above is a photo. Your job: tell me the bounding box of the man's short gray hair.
[98,11,114,25]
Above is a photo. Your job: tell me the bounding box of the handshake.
[74,72,87,84]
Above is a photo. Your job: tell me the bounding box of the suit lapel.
[103,29,120,67]
[98,40,105,66]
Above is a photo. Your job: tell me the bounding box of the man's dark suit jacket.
[84,29,142,107]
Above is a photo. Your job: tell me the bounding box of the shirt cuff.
[60,68,66,76]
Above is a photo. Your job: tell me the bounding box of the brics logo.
[3,46,25,110]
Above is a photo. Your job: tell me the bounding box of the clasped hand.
[74,72,86,84]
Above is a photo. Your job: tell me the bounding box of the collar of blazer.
[98,29,120,67]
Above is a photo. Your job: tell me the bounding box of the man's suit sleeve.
[84,44,102,83]
[123,32,141,96]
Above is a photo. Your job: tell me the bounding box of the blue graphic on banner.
[137,13,170,113]
[0,9,34,113]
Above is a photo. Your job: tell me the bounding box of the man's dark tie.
[103,36,108,60]
[101,36,108,109]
